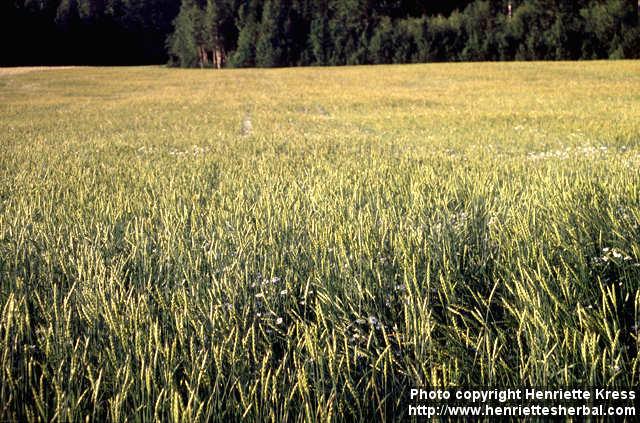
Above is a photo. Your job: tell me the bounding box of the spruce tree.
[392,18,421,63]
[461,1,500,61]
[369,16,394,64]
[255,0,284,67]
[167,0,199,67]
[328,0,370,65]
[229,0,259,67]
[309,1,331,65]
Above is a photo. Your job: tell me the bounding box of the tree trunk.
[214,45,225,69]
[199,46,209,68]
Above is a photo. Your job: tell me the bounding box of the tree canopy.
[1,0,638,66]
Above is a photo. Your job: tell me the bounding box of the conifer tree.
[309,1,331,65]
[256,0,284,67]
[369,16,395,64]
[229,0,259,67]
[204,0,224,67]
[167,0,199,67]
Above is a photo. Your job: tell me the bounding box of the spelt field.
[1,62,639,421]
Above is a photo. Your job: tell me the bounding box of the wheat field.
[1,62,639,421]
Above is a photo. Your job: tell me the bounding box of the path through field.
[0,66,78,76]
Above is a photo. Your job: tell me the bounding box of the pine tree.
[392,18,421,63]
[581,0,639,59]
[255,0,284,67]
[167,0,199,67]
[461,1,500,61]
[550,1,585,60]
[369,16,394,64]
[328,0,370,65]
[229,0,259,67]
[204,0,224,67]
[309,1,331,65]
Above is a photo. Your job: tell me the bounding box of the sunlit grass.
[1,61,639,421]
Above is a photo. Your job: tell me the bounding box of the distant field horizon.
[1,58,638,72]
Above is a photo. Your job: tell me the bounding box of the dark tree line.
[1,1,638,66]
[1,0,180,65]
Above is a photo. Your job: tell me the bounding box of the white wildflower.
[241,113,253,136]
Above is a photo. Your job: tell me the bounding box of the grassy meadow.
[1,62,639,421]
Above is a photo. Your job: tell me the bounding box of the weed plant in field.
[0,62,639,421]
